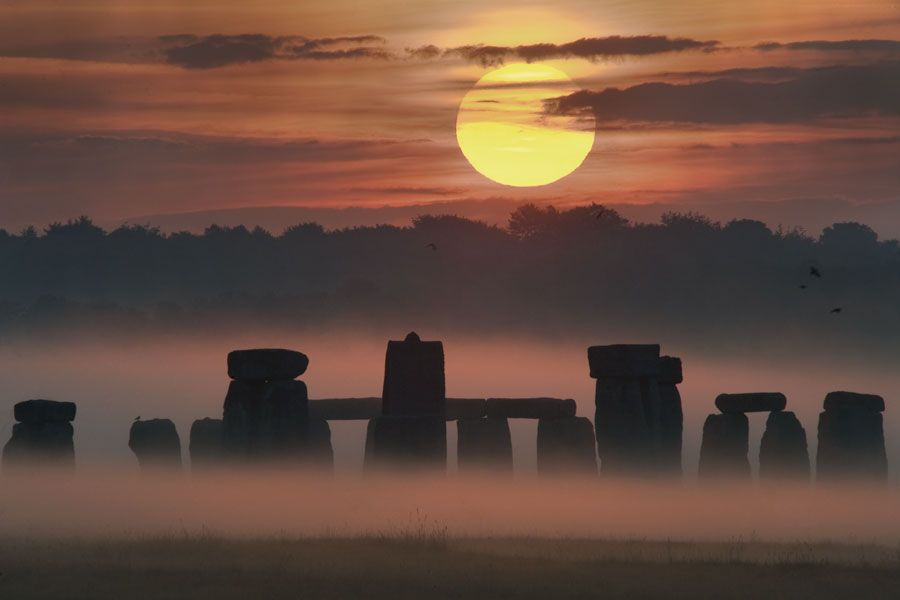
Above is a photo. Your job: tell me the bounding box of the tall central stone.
[366,332,447,470]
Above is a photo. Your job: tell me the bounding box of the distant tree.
[507,204,559,239]
[819,222,878,248]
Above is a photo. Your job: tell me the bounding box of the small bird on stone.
[810,266,822,278]
[134,416,141,421]
[831,307,843,314]
[425,243,437,251]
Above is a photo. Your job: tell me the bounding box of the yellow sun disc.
[456,62,594,187]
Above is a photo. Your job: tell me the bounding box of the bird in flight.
[831,308,843,314]
[425,243,437,251]
[799,284,807,289]
[810,266,822,278]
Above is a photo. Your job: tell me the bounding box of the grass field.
[2,535,899,599]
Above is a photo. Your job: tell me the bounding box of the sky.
[0,0,899,232]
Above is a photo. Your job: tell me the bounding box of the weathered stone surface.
[305,417,334,471]
[128,419,182,470]
[446,398,487,420]
[537,417,597,476]
[824,391,885,413]
[364,415,447,471]
[309,397,382,421]
[588,344,660,379]
[594,377,662,474]
[222,379,309,459]
[484,398,576,420]
[189,418,225,470]
[457,418,513,472]
[382,332,445,417]
[715,393,786,414]
[227,349,309,382]
[817,407,887,482]
[698,413,750,480]
[657,374,684,475]
[759,411,810,481]
[2,421,75,469]
[14,399,76,424]
[657,356,683,385]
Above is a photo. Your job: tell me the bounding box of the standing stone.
[2,400,76,469]
[222,379,309,460]
[382,332,445,417]
[759,411,810,481]
[306,417,334,471]
[816,391,887,482]
[698,413,750,480]
[589,344,662,475]
[657,356,684,475]
[189,418,225,472]
[365,416,447,471]
[128,418,182,471]
[457,417,513,473]
[536,416,597,476]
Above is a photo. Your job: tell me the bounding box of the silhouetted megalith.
[2,400,76,469]
[14,399,77,424]
[657,356,684,475]
[382,332,445,417]
[589,344,663,475]
[189,418,225,471]
[446,398,487,420]
[364,416,447,471]
[309,397,382,421]
[484,398,576,419]
[223,379,309,459]
[759,411,810,481]
[823,391,885,413]
[227,349,309,382]
[715,393,786,414]
[305,417,334,471]
[698,413,750,480]
[457,417,513,472]
[817,391,887,482]
[128,418,182,470]
[536,416,597,476]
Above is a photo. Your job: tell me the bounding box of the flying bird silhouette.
[425,243,437,251]
[831,307,843,314]
[799,284,807,289]
[810,266,822,278]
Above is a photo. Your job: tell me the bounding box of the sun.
[456,63,594,187]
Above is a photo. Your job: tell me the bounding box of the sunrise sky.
[1,0,899,231]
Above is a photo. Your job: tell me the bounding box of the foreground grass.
[1,536,899,599]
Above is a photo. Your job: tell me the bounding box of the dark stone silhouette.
[484,398,576,419]
[715,393,786,414]
[14,399,77,424]
[759,411,810,481]
[446,398,487,420]
[2,400,76,469]
[306,417,334,471]
[657,356,684,475]
[309,397,382,420]
[382,332,445,417]
[128,418,182,470]
[364,416,447,471]
[222,379,309,459]
[189,418,225,471]
[589,344,663,475]
[227,349,309,382]
[816,391,887,482]
[536,416,597,476]
[698,413,750,480]
[456,417,513,472]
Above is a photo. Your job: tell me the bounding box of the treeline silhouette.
[1,205,898,357]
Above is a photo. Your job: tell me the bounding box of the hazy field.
[2,535,900,599]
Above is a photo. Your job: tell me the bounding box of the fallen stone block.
[227,348,309,382]
[457,417,513,472]
[759,411,810,481]
[698,413,750,480]
[715,393,786,414]
[484,398,576,419]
